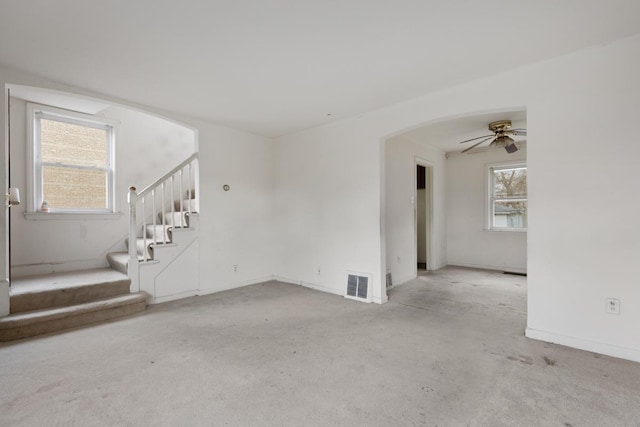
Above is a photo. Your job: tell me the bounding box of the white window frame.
[27,103,116,215]
[487,162,527,232]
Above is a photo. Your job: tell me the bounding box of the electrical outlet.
[233,264,238,272]
[317,268,321,275]
[606,298,620,315]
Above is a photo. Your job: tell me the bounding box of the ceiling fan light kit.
[459,120,526,154]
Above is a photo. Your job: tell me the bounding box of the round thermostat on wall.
[223,184,230,191]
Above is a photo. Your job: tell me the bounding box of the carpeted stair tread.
[11,268,128,296]
[0,293,148,341]
[10,268,131,314]
[107,252,145,275]
[145,224,172,243]
[174,198,198,212]
[158,211,190,228]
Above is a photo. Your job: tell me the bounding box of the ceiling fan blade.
[510,129,527,136]
[458,134,494,144]
[461,137,494,153]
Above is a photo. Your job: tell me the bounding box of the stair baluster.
[141,197,147,262]
[125,153,198,292]
[179,169,184,227]
[161,182,166,245]
[188,163,193,212]
[127,187,139,292]
[152,189,157,247]
[171,175,175,225]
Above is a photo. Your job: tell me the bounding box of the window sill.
[487,227,527,233]
[24,212,124,221]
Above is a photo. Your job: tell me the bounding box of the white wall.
[272,124,385,302]
[194,119,275,295]
[9,99,196,276]
[385,135,447,285]
[446,146,527,273]
[273,34,640,362]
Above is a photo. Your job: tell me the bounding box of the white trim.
[196,276,285,299]
[388,274,418,289]
[152,290,199,304]
[447,262,527,275]
[273,275,346,297]
[526,327,640,364]
[24,211,123,221]
[414,157,435,277]
[26,102,117,213]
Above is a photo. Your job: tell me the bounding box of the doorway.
[416,163,432,273]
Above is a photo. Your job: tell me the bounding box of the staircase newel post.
[127,187,140,293]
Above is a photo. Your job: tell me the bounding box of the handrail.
[137,153,198,199]
[127,152,199,292]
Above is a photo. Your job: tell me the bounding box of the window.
[28,104,115,213]
[488,163,527,230]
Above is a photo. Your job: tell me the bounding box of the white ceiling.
[1,1,639,137]
[8,84,111,115]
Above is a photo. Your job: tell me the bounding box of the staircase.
[106,193,199,285]
[0,154,199,341]
[0,269,146,341]
[109,153,200,303]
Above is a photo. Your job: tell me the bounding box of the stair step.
[124,237,154,260]
[145,224,172,243]
[174,198,198,212]
[159,211,190,228]
[107,252,144,275]
[0,293,148,342]
[10,268,131,314]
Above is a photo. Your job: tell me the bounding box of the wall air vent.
[345,272,372,302]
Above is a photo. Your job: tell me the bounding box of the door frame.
[414,157,434,277]
[1,85,10,315]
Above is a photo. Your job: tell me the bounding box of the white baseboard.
[272,275,299,286]
[273,275,345,297]
[526,327,640,364]
[372,294,387,304]
[152,290,199,304]
[390,274,417,288]
[196,276,276,297]
[447,262,527,274]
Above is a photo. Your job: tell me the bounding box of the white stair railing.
[127,153,199,291]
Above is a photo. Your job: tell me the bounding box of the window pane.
[493,201,527,228]
[493,168,526,197]
[40,119,108,167]
[43,166,107,209]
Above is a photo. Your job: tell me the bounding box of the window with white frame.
[28,103,115,213]
[488,163,527,230]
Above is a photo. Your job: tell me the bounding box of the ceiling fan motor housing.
[488,120,512,133]
[459,119,523,154]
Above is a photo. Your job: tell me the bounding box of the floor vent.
[346,273,370,302]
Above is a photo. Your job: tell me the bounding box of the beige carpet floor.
[1,267,639,426]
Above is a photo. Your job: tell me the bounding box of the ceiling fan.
[458,120,526,154]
